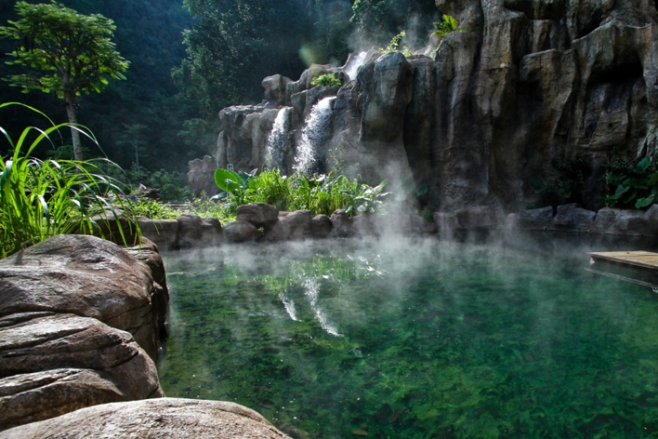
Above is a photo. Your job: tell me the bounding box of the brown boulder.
[0,235,167,360]
[311,214,333,239]
[223,220,262,243]
[237,203,279,229]
[264,210,313,241]
[0,312,162,430]
[176,214,223,249]
[0,398,291,439]
[329,209,355,237]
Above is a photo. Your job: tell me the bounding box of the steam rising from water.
[295,96,336,175]
[266,107,292,169]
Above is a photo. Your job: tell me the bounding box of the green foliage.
[174,0,315,117]
[0,0,129,160]
[213,168,389,217]
[214,167,258,205]
[351,0,438,46]
[0,102,133,258]
[311,74,341,88]
[605,156,658,209]
[0,1,129,98]
[380,31,413,57]
[433,14,460,37]
[129,199,180,220]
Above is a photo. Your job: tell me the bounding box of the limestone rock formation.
[0,398,291,439]
[188,155,220,198]
[0,235,166,430]
[195,0,658,215]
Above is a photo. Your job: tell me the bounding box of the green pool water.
[158,238,658,439]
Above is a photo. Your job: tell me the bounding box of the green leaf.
[609,185,630,201]
[214,168,243,193]
[635,194,655,209]
[647,172,658,187]
[635,156,651,173]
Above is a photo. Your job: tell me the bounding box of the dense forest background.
[0,0,438,176]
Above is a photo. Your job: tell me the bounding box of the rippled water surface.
[159,238,658,438]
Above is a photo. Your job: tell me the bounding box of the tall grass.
[0,102,133,258]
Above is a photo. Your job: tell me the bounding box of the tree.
[173,0,316,117]
[0,1,129,160]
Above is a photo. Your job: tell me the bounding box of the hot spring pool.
[159,237,658,438]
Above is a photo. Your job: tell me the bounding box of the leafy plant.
[433,14,459,37]
[311,74,341,87]
[129,199,180,219]
[0,102,134,258]
[605,156,658,209]
[431,14,461,57]
[213,167,258,205]
[380,31,413,57]
[0,1,129,160]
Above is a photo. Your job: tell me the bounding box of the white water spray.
[280,293,299,321]
[295,97,336,175]
[344,51,368,81]
[303,277,341,337]
[266,107,292,169]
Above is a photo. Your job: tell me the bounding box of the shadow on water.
[159,233,658,439]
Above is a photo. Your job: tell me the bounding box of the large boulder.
[188,155,220,198]
[552,203,596,231]
[176,214,223,249]
[237,203,279,229]
[264,210,313,241]
[0,398,291,439]
[0,313,162,430]
[0,235,167,360]
[223,220,262,243]
[0,235,167,430]
[138,218,179,250]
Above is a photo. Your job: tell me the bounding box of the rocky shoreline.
[0,234,289,438]
[134,202,658,250]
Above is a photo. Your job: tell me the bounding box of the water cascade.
[266,107,292,170]
[344,51,368,81]
[294,96,336,175]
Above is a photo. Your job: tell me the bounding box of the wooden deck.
[587,251,658,271]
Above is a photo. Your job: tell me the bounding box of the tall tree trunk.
[64,92,83,160]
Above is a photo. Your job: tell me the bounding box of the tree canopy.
[0,0,129,159]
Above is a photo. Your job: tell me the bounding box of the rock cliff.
[191,0,658,213]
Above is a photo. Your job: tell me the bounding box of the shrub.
[311,74,341,87]
[605,156,658,209]
[0,102,135,258]
[213,167,389,217]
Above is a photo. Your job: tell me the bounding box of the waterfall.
[266,107,292,170]
[344,51,368,81]
[294,96,336,175]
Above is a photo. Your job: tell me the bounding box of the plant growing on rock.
[380,31,413,57]
[311,74,341,87]
[0,102,134,258]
